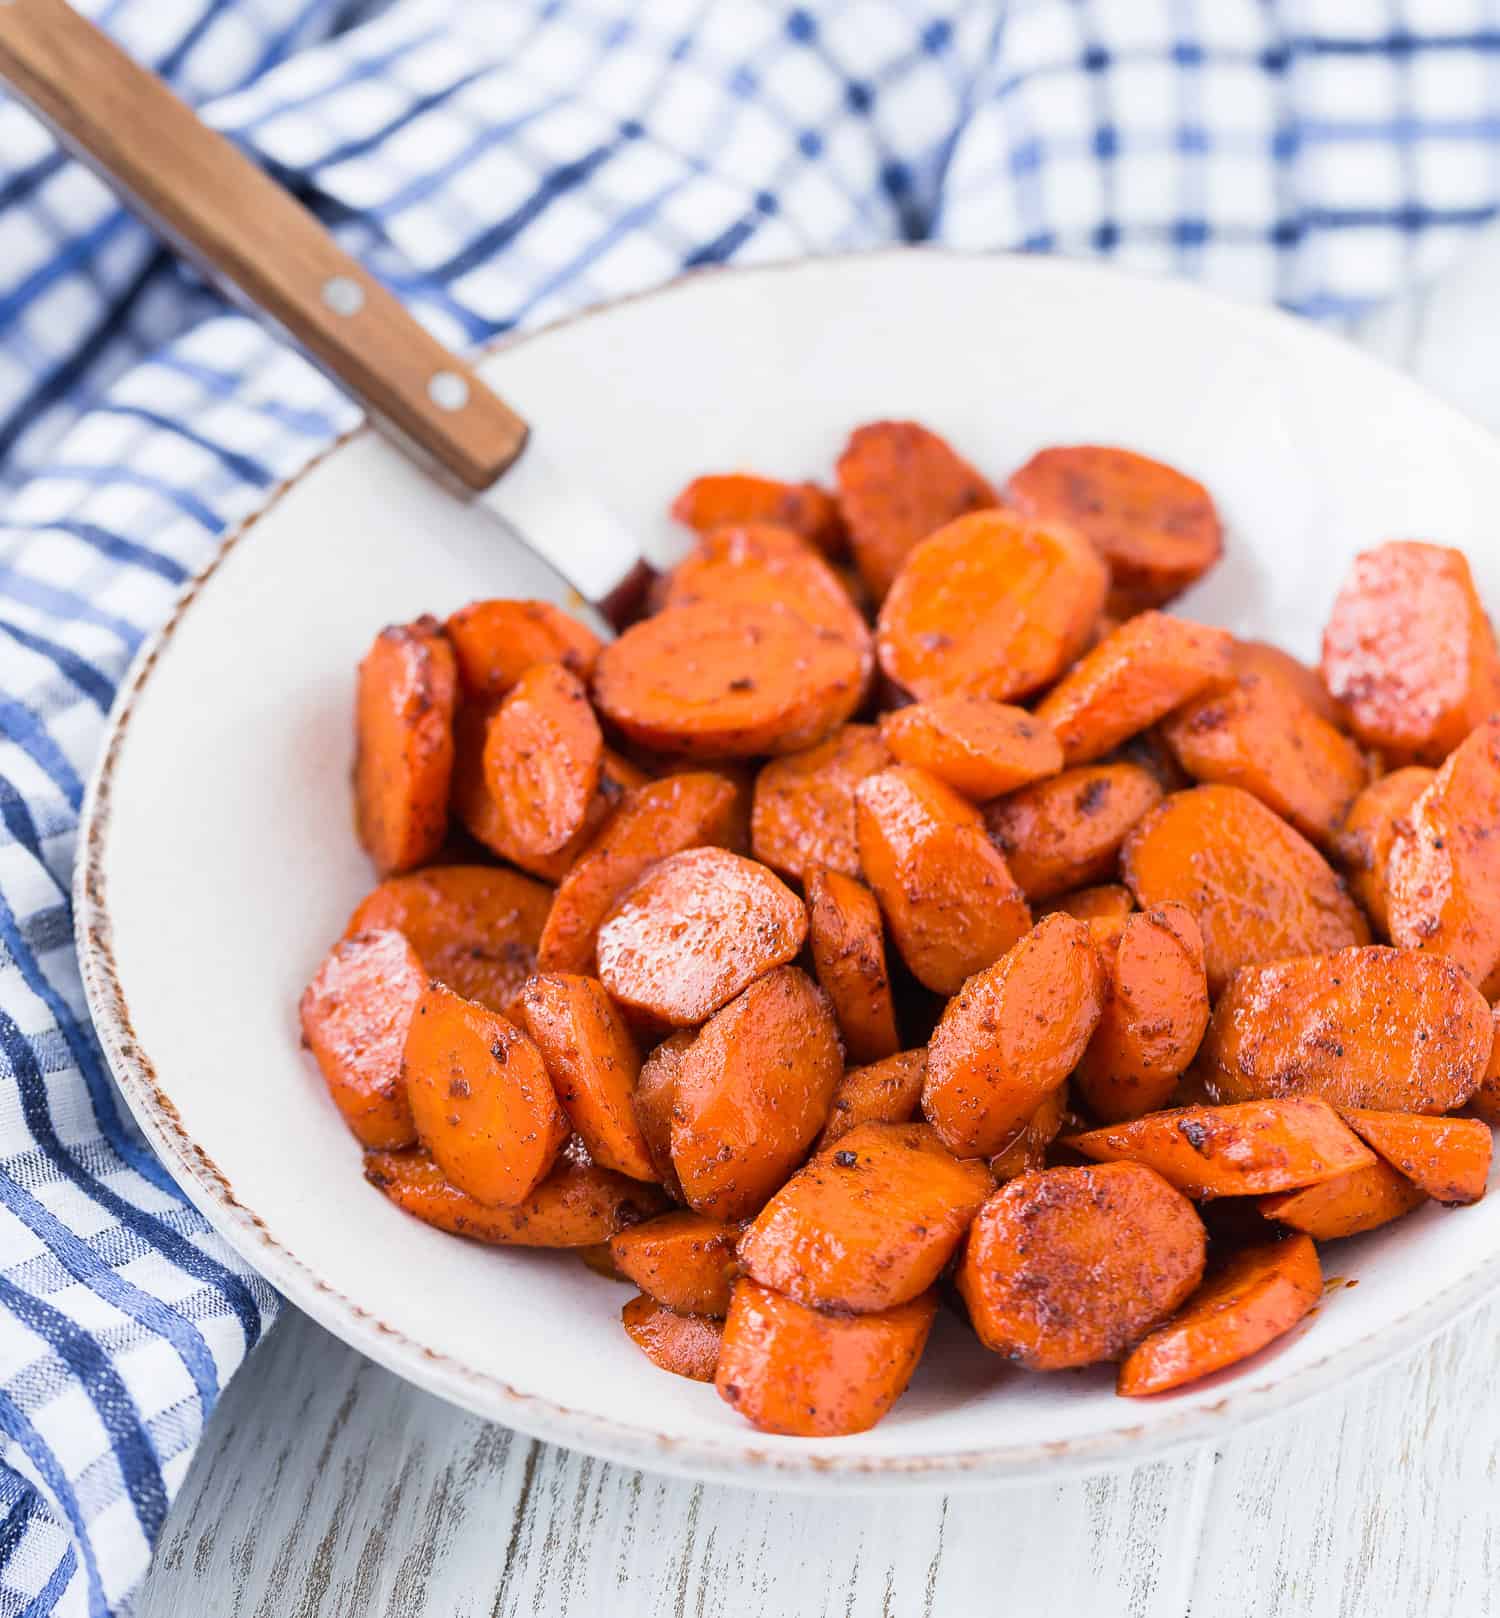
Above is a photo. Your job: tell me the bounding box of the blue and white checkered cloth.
[4,0,1500,1609]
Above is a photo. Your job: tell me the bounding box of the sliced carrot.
[1471,1004,1500,1126]
[481,662,603,858]
[1117,1235,1321,1396]
[597,847,807,1026]
[671,473,847,556]
[817,1049,927,1151]
[622,1294,724,1382]
[750,724,892,885]
[1342,1109,1492,1205]
[634,1032,693,1202]
[609,1212,741,1316]
[1116,726,1193,795]
[1039,884,1135,924]
[1258,1159,1426,1239]
[806,868,900,1064]
[1332,765,1435,937]
[354,616,457,875]
[879,697,1063,800]
[989,1082,1070,1183]
[577,1242,629,1281]
[444,598,601,703]
[1063,1098,1374,1198]
[1232,639,1344,728]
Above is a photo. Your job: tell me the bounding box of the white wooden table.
[133,249,1500,1618]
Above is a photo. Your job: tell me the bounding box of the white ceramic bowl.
[76,250,1500,1490]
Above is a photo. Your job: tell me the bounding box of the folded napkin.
[3,0,1499,1610]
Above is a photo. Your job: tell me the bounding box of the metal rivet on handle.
[321,276,365,317]
[428,371,470,412]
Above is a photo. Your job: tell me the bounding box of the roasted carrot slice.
[597,847,807,1026]
[989,1082,1070,1183]
[984,763,1163,901]
[806,868,900,1064]
[671,474,847,556]
[816,1049,928,1150]
[834,419,998,600]
[1039,884,1135,924]
[1321,541,1500,763]
[957,1163,1205,1370]
[1035,611,1234,766]
[670,966,842,1219]
[364,1142,667,1245]
[739,1122,992,1312]
[593,599,865,758]
[444,598,601,703]
[1004,445,1223,615]
[1232,639,1343,728]
[1064,1098,1374,1198]
[1471,1005,1500,1126]
[854,765,1031,995]
[715,1279,936,1436]
[622,1294,724,1381]
[1342,1109,1492,1205]
[299,929,423,1148]
[514,973,655,1180]
[1121,785,1369,996]
[1117,1235,1321,1396]
[1332,766,1434,937]
[347,865,553,1017]
[750,724,892,885]
[1073,904,1209,1123]
[879,697,1063,799]
[609,1212,741,1316]
[403,981,570,1205]
[537,773,740,973]
[876,509,1107,702]
[923,913,1104,1157]
[1199,945,1491,1114]
[634,1031,693,1202]
[1258,1159,1426,1239]
[354,616,457,875]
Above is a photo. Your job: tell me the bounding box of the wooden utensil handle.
[0,0,529,490]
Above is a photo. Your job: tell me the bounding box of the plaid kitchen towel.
[5,0,1500,1610]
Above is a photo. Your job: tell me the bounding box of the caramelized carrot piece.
[879,697,1063,799]
[609,1212,741,1316]
[876,510,1107,702]
[622,1294,724,1382]
[444,598,601,703]
[854,765,1031,994]
[634,1032,693,1202]
[835,419,998,600]
[957,1163,1205,1370]
[1259,1159,1426,1239]
[750,724,892,885]
[1232,639,1344,728]
[1005,445,1223,615]
[1470,1004,1500,1126]
[806,868,900,1064]
[739,1122,992,1312]
[354,616,457,875]
[923,913,1105,1157]
[597,847,807,1026]
[671,474,847,556]
[481,662,603,858]
[1117,1235,1321,1396]
[1332,766,1434,937]
[1063,1098,1374,1198]
[1035,612,1234,766]
[988,1082,1069,1183]
[1342,1109,1492,1205]
[1039,884,1135,924]
[715,1279,937,1436]
[299,929,423,1148]
[816,1049,928,1150]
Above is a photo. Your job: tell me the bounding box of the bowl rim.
[73,244,1500,1489]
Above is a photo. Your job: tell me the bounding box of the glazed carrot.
[1321,541,1500,763]
[1039,884,1135,924]
[984,763,1163,901]
[609,1212,741,1316]
[592,599,866,758]
[353,616,457,875]
[806,868,900,1064]
[514,973,655,1180]
[1199,945,1491,1114]
[670,966,842,1219]
[1065,1098,1373,1198]
[622,1294,724,1382]
[989,1082,1070,1183]
[1331,766,1435,937]
[834,419,998,600]
[923,913,1105,1157]
[1387,717,1500,985]
[364,1142,667,1245]
[1259,1159,1427,1239]
[739,1122,992,1312]
[875,509,1107,703]
[816,1049,928,1150]
[537,773,740,973]
[671,473,847,556]
[1117,1235,1321,1396]
[299,929,423,1148]
[1470,1004,1500,1126]
[402,981,570,1205]
[481,661,603,858]
[597,847,807,1025]
[1073,904,1210,1123]
[878,697,1063,799]
[1161,670,1369,850]
[1121,785,1369,996]
[1004,444,1223,615]
[750,724,892,885]
[577,1242,629,1281]
[1232,639,1344,728]
[444,598,601,703]
[347,865,553,1017]
[1035,612,1234,766]
[957,1163,1205,1370]
[1342,1109,1492,1205]
[634,1031,693,1202]
[715,1279,936,1436]
[854,766,1031,994]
